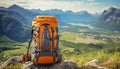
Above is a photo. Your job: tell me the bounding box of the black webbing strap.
[26,39,32,61]
[51,27,55,63]
[52,27,54,51]
[56,27,59,48]
[55,27,59,57]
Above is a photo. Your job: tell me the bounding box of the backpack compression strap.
[51,27,56,63]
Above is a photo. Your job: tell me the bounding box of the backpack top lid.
[32,16,58,27]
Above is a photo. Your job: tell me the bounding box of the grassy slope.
[59,26,120,68]
[0,35,15,42]
[61,32,105,44]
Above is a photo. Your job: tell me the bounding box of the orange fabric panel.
[33,56,59,64]
[32,16,58,27]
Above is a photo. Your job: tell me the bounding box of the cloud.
[87,0,95,2]
[16,1,29,4]
[102,5,120,11]
[0,0,119,14]
[0,0,102,13]
[88,2,99,6]
[25,0,80,11]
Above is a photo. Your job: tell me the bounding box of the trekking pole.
[26,29,33,61]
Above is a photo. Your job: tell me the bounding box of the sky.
[0,0,120,14]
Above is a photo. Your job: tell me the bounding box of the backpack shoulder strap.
[51,27,55,51]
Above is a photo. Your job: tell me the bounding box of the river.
[69,23,94,29]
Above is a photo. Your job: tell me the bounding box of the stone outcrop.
[0,56,21,69]
[0,57,79,69]
[23,61,79,69]
[80,59,108,69]
[0,57,109,69]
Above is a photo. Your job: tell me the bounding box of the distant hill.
[6,4,37,26]
[94,7,120,31]
[101,7,120,23]
[0,10,28,26]
[0,12,30,42]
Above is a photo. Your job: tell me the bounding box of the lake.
[69,23,94,29]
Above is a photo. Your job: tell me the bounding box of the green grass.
[59,27,120,67]
[60,41,120,66]
[3,63,22,69]
[60,31,105,44]
[0,35,15,42]
[2,42,28,57]
[60,32,77,40]
[0,42,28,61]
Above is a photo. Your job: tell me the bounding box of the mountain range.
[0,4,120,41]
[94,7,120,31]
[2,4,98,25]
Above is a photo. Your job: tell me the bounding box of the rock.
[79,66,107,69]
[0,57,109,69]
[0,56,21,68]
[23,61,79,69]
[0,61,3,66]
[0,56,79,69]
[85,59,99,66]
[83,59,108,69]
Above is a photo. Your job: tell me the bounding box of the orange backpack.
[22,16,62,65]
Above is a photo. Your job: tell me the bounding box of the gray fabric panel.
[41,27,51,52]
